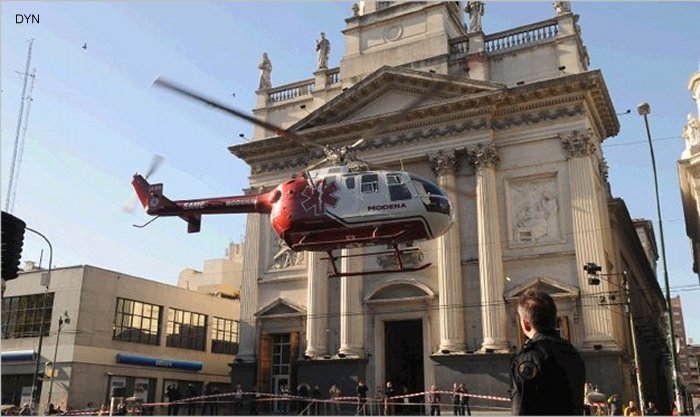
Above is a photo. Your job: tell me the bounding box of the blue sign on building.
[1,350,35,362]
[115,353,202,371]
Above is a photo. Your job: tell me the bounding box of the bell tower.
[340,1,467,85]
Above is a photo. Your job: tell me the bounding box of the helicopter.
[131,78,454,277]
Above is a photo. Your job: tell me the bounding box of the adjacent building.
[1,264,240,412]
[678,69,700,281]
[228,1,672,413]
[178,242,244,299]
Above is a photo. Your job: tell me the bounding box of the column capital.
[559,129,597,159]
[467,143,499,170]
[429,149,459,177]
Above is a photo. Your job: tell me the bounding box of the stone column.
[560,130,615,348]
[338,248,364,357]
[237,211,264,361]
[429,150,466,353]
[305,251,329,358]
[468,143,509,352]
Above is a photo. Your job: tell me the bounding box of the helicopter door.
[338,174,358,216]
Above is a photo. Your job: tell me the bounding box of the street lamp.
[46,311,70,413]
[637,102,684,413]
[25,226,52,415]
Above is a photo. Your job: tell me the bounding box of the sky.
[1,1,699,340]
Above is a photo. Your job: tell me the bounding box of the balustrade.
[449,36,470,60]
[485,20,559,53]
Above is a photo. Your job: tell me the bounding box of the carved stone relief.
[376,249,424,270]
[598,158,609,182]
[509,176,561,244]
[269,237,305,270]
[682,113,700,155]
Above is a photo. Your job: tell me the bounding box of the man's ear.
[521,318,532,333]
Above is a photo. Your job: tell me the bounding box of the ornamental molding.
[598,158,609,182]
[491,104,583,130]
[559,129,597,159]
[467,142,500,170]
[429,149,459,177]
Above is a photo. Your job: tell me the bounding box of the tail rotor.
[123,154,164,213]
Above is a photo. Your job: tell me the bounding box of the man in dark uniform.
[510,289,585,415]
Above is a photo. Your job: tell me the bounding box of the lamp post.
[46,312,70,413]
[25,226,52,415]
[637,102,684,413]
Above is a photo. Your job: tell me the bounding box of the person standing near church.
[510,289,585,415]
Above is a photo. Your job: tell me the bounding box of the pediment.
[365,279,436,303]
[291,66,504,131]
[255,298,306,317]
[504,276,580,301]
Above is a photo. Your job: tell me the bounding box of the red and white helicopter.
[131,78,454,277]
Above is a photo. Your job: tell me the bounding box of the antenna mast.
[5,39,35,213]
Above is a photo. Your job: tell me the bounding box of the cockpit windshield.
[410,175,451,216]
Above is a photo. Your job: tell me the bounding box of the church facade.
[229,2,672,412]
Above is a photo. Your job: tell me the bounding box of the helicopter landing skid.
[324,245,431,278]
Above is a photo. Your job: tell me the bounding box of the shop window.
[166,308,206,351]
[112,298,162,345]
[1,293,54,339]
[211,317,238,354]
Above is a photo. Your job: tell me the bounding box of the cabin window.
[361,174,379,193]
[345,176,355,189]
[387,174,411,201]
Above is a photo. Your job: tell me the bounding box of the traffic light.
[2,211,26,280]
[583,262,602,285]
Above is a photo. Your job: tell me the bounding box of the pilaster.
[338,248,364,357]
[560,129,616,348]
[429,150,466,353]
[305,251,329,358]
[237,212,264,361]
[468,143,509,352]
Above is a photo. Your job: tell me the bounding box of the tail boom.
[131,174,274,233]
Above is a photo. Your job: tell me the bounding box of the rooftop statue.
[465,1,484,33]
[316,32,331,70]
[258,52,272,91]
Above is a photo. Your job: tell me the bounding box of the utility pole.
[584,263,645,413]
[5,39,35,213]
[623,272,645,413]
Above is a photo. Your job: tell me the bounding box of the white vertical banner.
[134,378,149,402]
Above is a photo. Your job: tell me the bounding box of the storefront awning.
[115,353,202,371]
[1,350,36,362]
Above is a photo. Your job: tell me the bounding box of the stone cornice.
[232,71,617,175]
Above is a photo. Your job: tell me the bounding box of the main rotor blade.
[306,157,329,172]
[153,77,323,150]
[349,138,364,148]
[144,154,164,179]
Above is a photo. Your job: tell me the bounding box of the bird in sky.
[82,43,87,50]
